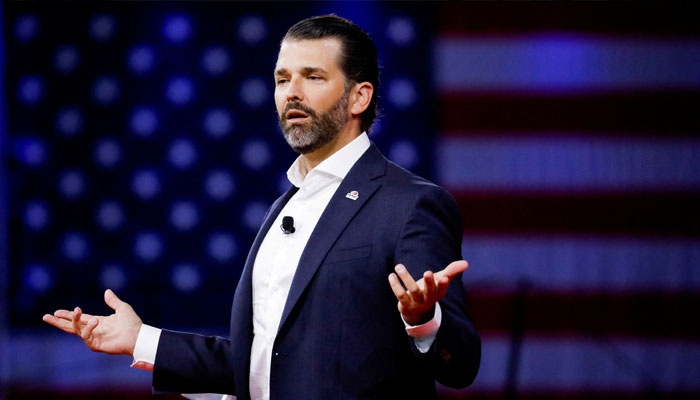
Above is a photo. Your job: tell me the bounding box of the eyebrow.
[274,66,328,76]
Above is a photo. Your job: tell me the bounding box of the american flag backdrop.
[435,3,700,399]
[1,2,699,399]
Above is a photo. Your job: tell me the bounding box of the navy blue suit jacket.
[152,144,481,399]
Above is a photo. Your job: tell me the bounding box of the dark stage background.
[1,1,699,399]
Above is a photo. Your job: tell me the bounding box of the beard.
[278,89,349,154]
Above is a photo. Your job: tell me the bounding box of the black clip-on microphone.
[281,216,295,234]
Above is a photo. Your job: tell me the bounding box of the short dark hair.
[283,14,380,133]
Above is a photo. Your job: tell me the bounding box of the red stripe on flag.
[466,290,700,339]
[437,389,700,400]
[451,191,700,237]
[436,2,700,37]
[438,92,700,136]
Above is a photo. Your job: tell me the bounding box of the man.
[43,15,481,399]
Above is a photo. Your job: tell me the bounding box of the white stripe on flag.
[461,236,700,291]
[435,35,700,92]
[438,136,700,191]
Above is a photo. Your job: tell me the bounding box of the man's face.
[274,38,351,154]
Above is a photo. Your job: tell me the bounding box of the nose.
[285,76,304,102]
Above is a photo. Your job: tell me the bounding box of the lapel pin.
[345,190,359,200]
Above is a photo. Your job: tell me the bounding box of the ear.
[349,82,374,117]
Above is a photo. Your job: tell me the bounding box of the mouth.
[285,109,310,124]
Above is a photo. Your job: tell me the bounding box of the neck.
[301,125,361,170]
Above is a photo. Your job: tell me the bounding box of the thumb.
[436,260,468,280]
[104,289,126,311]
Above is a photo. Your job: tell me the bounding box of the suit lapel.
[231,184,298,392]
[277,144,387,334]
[237,184,299,303]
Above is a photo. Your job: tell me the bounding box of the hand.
[42,289,142,356]
[388,260,468,326]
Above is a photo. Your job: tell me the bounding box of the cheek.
[274,87,285,103]
[274,96,285,117]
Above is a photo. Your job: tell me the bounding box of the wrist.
[128,320,143,357]
[403,306,435,326]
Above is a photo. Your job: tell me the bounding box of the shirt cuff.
[403,302,442,353]
[130,324,161,371]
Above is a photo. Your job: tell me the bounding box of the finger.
[394,264,420,298]
[54,309,94,324]
[423,270,436,291]
[84,318,99,338]
[436,276,450,299]
[53,309,74,320]
[422,271,438,302]
[42,314,77,334]
[104,289,125,311]
[72,307,84,337]
[388,273,410,302]
[434,260,468,281]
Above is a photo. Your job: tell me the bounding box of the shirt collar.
[287,132,371,187]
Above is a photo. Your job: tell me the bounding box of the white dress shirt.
[132,132,441,400]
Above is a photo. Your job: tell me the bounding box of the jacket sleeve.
[394,183,481,388]
[152,329,237,395]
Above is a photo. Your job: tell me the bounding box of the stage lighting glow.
[388,140,418,170]
[168,139,197,169]
[62,231,90,261]
[97,201,124,231]
[242,201,268,232]
[202,47,231,76]
[131,169,161,200]
[241,139,271,171]
[94,138,122,168]
[166,77,194,105]
[387,78,417,109]
[92,75,120,105]
[204,170,235,201]
[15,137,47,167]
[24,201,50,231]
[99,264,128,291]
[54,45,81,74]
[128,45,155,74]
[238,15,267,46]
[55,107,84,136]
[14,14,38,42]
[130,107,158,137]
[58,169,86,200]
[170,201,199,231]
[203,108,233,138]
[163,15,192,43]
[171,263,202,292]
[17,75,43,105]
[24,264,53,293]
[208,232,236,263]
[90,14,116,42]
[386,16,416,47]
[239,77,268,108]
[134,232,163,262]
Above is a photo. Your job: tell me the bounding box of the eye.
[276,78,288,85]
[308,75,322,81]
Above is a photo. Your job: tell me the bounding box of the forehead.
[275,38,343,73]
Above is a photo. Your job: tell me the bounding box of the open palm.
[389,260,468,325]
[42,289,142,356]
